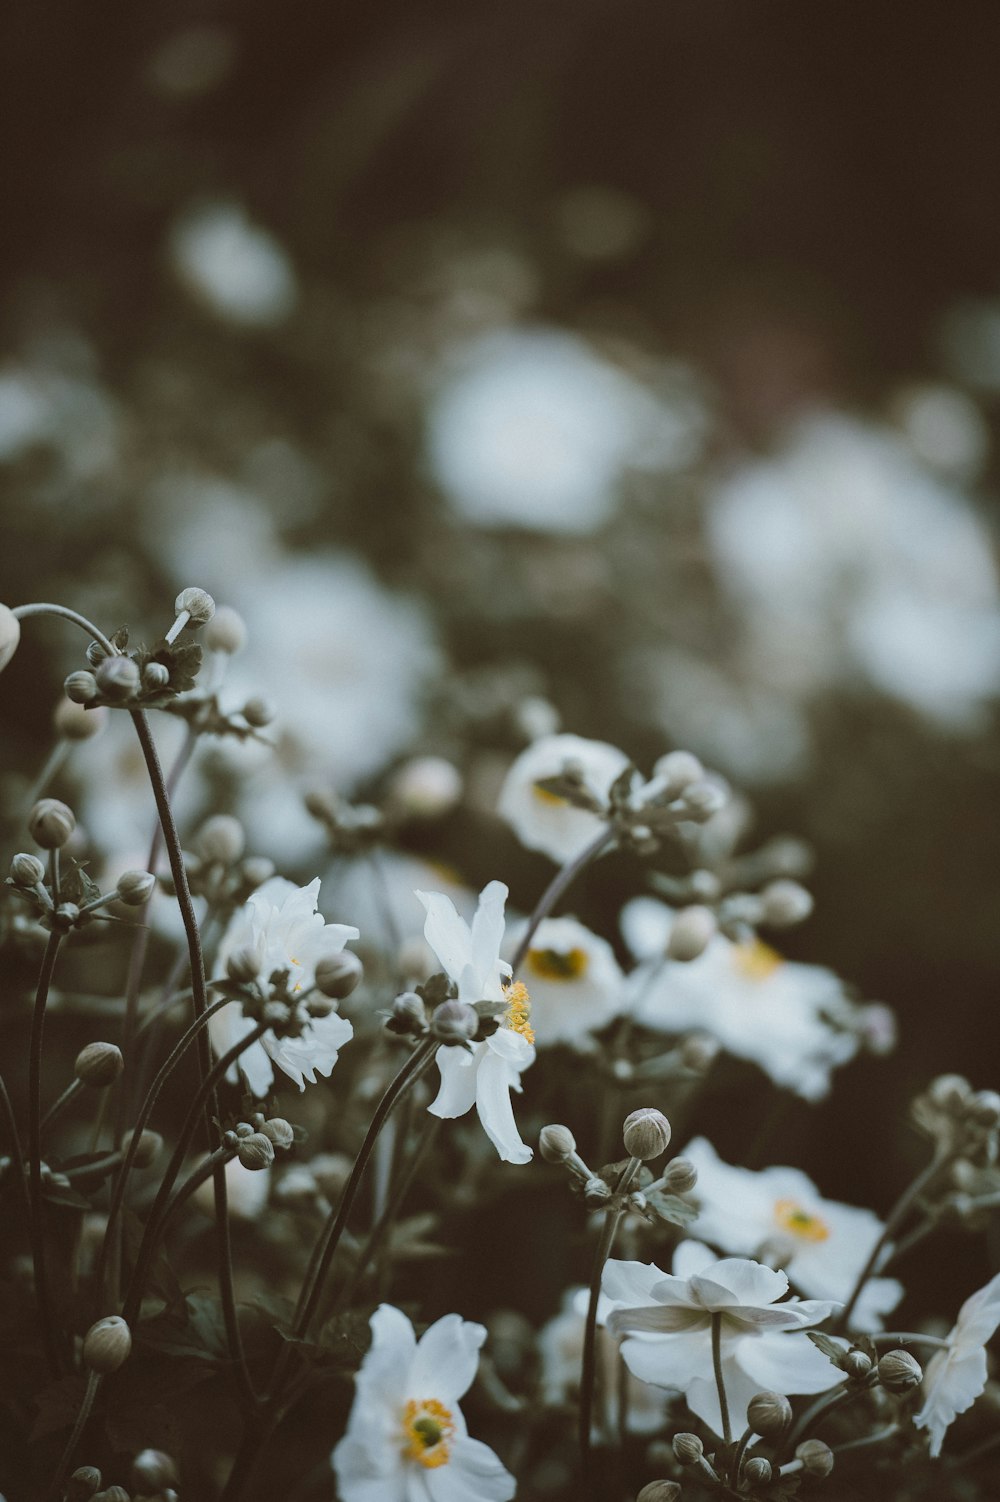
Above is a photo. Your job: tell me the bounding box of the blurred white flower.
[498,732,628,864]
[603,1241,843,1437]
[538,1286,667,1434]
[708,412,1000,730]
[940,298,1000,394]
[0,372,50,460]
[170,201,297,326]
[624,903,860,1101]
[211,876,358,1094]
[417,881,535,1164]
[915,1271,1000,1457]
[332,1304,515,1502]
[192,1153,270,1221]
[894,384,989,480]
[682,1137,903,1330]
[426,326,700,532]
[508,915,625,1049]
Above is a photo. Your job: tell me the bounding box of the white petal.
[469,882,508,996]
[428,1044,481,1121]
[410,1314,485,1403]
[690,1258,788,1310]
[736,1329,848,1397]
[602,1259,674,1307]
[416,890,474,987]
[475,1048,532,1163]
[428,1437,516,1502]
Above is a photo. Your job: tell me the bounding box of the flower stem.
[579,1155,641,1472]
[42,1370,101,1502]
[785,1384,851,1451]
[511,827,615,976]
[711,1312,732,1446]
[12,602,116,655]
[28,929,65,1376]
[337,1114,441,1310]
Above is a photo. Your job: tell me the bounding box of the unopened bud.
[539,1124,578,1163]
[845,1349,873,1379]
[226,946,261,983]
[746,1391,792,1436]
[878,1348,923,1393]
[667,906,716,962]
[0,604,20,673]
[28,797,76,849]
[672,1433,704,1465]
[583,1176,612,1206]
[240,855,275,889]
[204,605,247,654]
[260,1117,294,1150]
[236,1133,275,1171]
[116,870,156,906]
[65,669,101,704]
[431,1000,479,1044]
[388,990,427,1034]
[760,879,813,928]
[637,1484,682,1502]
[795,1439,834,1477]
[10,852,45,886]
[390,756,463,819]
[54,697,107,740]
[680,778,728,820]
[314,950,363,1000]
[143,661,170,691]
[95,655,141,702]
[653,750,704,795]
[242,696,274,728]
[83,1315,132,1374]
[660,1156,697,1194]
[86,640,109,667]
[622,1108,671,1161]
[929,1074,972,1113]
[66,1467,102,1501]
[743,1457,772,1485]
[969,1090,1000,1127]
[174,587,216,626]
[123,1128,163,1168]
[131,1448,178,1492]
[75,1042,124,1089]
[196,814,245,864]
[93,1488,130,1502]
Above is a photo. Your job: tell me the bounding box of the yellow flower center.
[402,1397,455,1468]
[533,782,568,806]
[731,938,783,983]
[503,980,535,1044]
[527,946,589,982]
[774,1198,830,1242]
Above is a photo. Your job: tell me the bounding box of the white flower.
[682,1137,903,1330]
[537,1287,667,1434]
[210,876,359,1095]
[498,733,628,864]
[507,916,625,1049]
[603,1241,844,1437]
[624,903,860,1101]
[192,1153,270,1221]
[169,201,297,326]
[914,1271,1000,1457]
[416,882,535,1165]
[332,1303,516,1502]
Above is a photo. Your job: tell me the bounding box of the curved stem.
[24,740,70,813]
[711,1312,732,1447]
[12,602,116,655]
[43,1370,101,1502]
[511,827,615,976]
[336,1115,441,1311]
[28,930,64,1376]
[579,1155,641,1472]
[785,1384,852,1452]
[41,1077,82,1135]
[159,1146,236,1227]
[873,1332,949,1349]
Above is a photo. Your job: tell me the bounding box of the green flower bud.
[174,587,216,626]
[64,670,100,705]
[622,1108,672,1161]
[75,1042,124,1088]
[83,1315,132,1374]
[29,797,76,850]
[95,655,141,702]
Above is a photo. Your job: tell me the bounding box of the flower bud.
[0,604,20,673]
[969,1090,1000,1127]
[667,906,716,962]
[175,587,216,626]
[928,1074,971,1113]
[10,852,45,886]
[539,1124,577,1164]
[388,990,427,1034]
[131,1448,178,1492]
[622,1108,671,1161]
[29,797,76,849]
[66,1467,102,1500]
[240,855,276,889]
[65,669,101,705]
[143,664,170,696]
[672,1433,704,1465]
[680,778,728,820]
[845,1349,873,1379]
[75,1042,124,1088]
[431,1000,479,1044]
[390,756,463,819]
[743,1457,772,1485]
[96,655,141,702]
[760,879,813,928]
[660,1157,697,1194]
[54,696,107,741]
[83,1315,132,1373]
[653,750,704,795]
[688,868,722,903]
[94,1488,130,1502]
[226,946,261,983]
[877,1348,923,1393]
[242,696,274,728]
[637,1484,681,1502]
[314,950,363,1000]
[116,870,156,906]
[260,1117,294,1151]
[196,814,245,864]
[858,1002,897,1056]
[204,605,247,654]
[86,638,109,666]
[237,1133,275,1171]
[746,1391,792,1436]
[795,1439,834,1477]
[123,1128,163,1168]
[234,1122,255,1138]
[583,1176,612,1206]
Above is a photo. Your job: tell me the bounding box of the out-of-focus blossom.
[170,201,298,326]
[940,299,1000,395]
[508,915,625,1049]
[192,1153,270,1221]
[624,901,860,1101]
[915,1271,1000,1457]
[332,1304,515,1501]
[417,881,535,1164]
[498,732,628,864]
[682,1137,903,1329]
[426,326,703,532]
[894,384,989,480]
[538,1286,667,1433]
[211,876,358,1094]
[603,1241,843,1437]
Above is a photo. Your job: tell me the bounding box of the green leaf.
[645,1188,698,1227]
[806,1329,850,1368]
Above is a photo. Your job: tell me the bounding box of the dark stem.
[337,1114,440,1310]
[711,1312,732,1446]
[836,1149,949,1332]
[579,1155,641,1474]
[511,827,615,975]
[27,930,65,1376]
[43,1370,101,1502]
[785,1384,851,1452]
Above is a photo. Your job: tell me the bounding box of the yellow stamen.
[774,1198,830,1243]
[731,938,783,982]
[402,1397,455,1468]
[533,782,568,806]
[527,946,589,983]
[503,980,535,1044]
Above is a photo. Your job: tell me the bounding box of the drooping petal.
[602,1259,674,1308]
[618,1327,712,1392]
[735,1328,847,1398]
[475,1047,532,1164]
[428,1044,481,1121]
[263,1013,353,1090]
[607,1304,707,1337]
[690,1258,789,1311]
[468,881,509,998]
[427,1437,516,1502]
[409,1314,486,1404]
